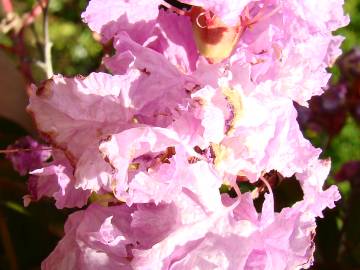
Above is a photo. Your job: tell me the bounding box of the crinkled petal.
[182,0,253,26]
[81,0,162,42]
[28,151,90,209]
[42,204,133,270]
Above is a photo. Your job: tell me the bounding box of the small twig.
[0,147,52,154]
[0,209,18,270]
[40,0,53,78]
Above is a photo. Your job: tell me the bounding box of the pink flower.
[27,72,137,193]
[41,203,134,270]
[26,150,90,209]
[24,0,349,268]
[181,0,253,26]
[81,0,162,43]
[98,126,222,205]
[6,136,51,175]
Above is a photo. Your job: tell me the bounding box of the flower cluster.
[22,0,349,269]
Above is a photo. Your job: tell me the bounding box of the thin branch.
[41,0,53,78]
[0,147,52,154]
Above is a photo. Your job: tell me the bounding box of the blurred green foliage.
[339,0,360,51]
[1,0,102,79]
[48,1,102,76]
[327,118,360,172]
[47,0,102,76]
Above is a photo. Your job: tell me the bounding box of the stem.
[41,0,53,78]
[0,209,18,270]
[0,147,52,154]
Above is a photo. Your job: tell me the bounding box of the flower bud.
[188,6,243,63]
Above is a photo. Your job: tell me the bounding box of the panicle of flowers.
[10,0,349,269]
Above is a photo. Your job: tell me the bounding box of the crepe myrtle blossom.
[10,0,349,269]
[83,0,348,105]
[42,160,339,270]
[5,136,51,176]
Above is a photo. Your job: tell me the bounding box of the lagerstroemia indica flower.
[6,136,51,176]
[20,0,349,269]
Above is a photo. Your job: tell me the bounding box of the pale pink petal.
[28,151,90,209]
[27,72,135,159]
[81,0,162,42]
[148,9,199,73]
[42,204,133,270]
[99,127,180,201]
[182,0,253,26]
